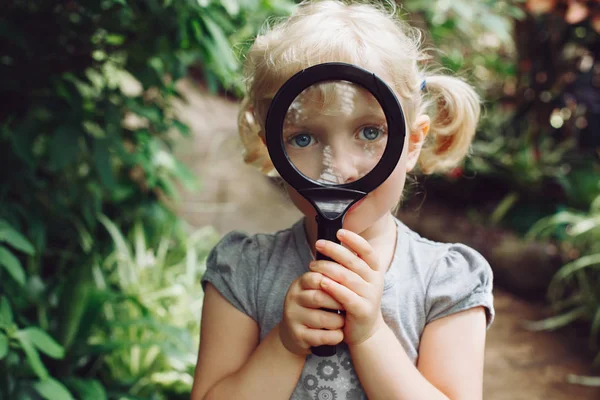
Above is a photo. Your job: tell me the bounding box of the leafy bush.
[89,216,219,399]
[0,0,293,398]
[526,192,600,384]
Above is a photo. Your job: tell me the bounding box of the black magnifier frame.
[265,62,406,356]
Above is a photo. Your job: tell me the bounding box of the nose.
[330,146,360,184]
[318,144,359,184]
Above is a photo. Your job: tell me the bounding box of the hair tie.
[420,79,427,92]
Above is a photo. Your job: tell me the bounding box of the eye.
[358,126,384,141]
[288,133,316,148]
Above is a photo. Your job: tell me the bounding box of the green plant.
[0,0,293,398]
[89,215,219,399]
[525,190,600,385]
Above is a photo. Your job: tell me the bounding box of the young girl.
[191,1,494,399]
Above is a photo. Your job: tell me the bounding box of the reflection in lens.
[282,80,388,185]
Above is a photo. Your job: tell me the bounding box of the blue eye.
[290,133,314,148]
[359,126,382,141]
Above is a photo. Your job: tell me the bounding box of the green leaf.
[566,374,600,387]
[106,34,125,45]
[57,266,93,350]
[550,253,600,289]
[174,159,200,191]
[10,119,37,169]
[0,296,13,327]
[172,119,190,136]
[93,139,116,189]
[200,14,238,71]
[525,211,582,240]
[48,126,80,170]
[22,327,65,359]
[98,215,132,261]
[490,191,519,225]
[0,332,8,359]
[64,378,107,400]
[220,0,240,16]
[0,220,35,255]
[34,378,75,400]
[15,330,49,380]
[0,245,26,286]
[523,307,588,332]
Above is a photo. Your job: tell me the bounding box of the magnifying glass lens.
[282,80,389,185]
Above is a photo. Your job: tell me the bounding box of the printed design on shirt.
[295,345,365,399]
[317,359,340,381]
[303,374,319,391]
[315,386,337,400]
[349,364,360,385]
[346,388,367,400]
[340,355,352,371]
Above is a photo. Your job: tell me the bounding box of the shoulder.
[394,219,494,327]
[207,221,299,266]
[395,219,491,280]
[201,221,302,319]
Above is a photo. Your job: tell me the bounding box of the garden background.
[1,0,600,399]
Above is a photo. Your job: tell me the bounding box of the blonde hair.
[238,0,481,176]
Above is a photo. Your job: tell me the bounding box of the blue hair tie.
[420,79,427,92]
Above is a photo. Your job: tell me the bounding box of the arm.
[310,230,489,400]
[349,306,487,400]
[191,283,306,400]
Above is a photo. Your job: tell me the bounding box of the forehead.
[286,81,384,120]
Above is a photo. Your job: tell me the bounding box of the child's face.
[280,80,415,234]
[282,82,388,185]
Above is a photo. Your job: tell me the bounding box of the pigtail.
[237,96,277,176]
[418,75,481,175]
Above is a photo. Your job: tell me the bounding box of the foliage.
[455,0,599,208]
[404,0,522,89]
[90,216,218,399]
[0,0,292,398]
[525,192,600,384]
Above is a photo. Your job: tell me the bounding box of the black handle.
[311,215,345,357]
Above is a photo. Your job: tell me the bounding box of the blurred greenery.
[0,0,292,398]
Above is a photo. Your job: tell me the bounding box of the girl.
[191,1,494,399]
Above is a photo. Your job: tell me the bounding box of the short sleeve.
[201,231,261,321]
[425,244,495,329]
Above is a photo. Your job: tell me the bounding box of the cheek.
[370,157,408,206]
[385,165,407,197]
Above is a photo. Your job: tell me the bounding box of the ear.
[406,114,430,172]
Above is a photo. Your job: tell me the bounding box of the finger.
[299,271,326,290]
[337,229,381,273]
[315,238,372,282]
[301,308,345,330]
[319,275,365,315]
[309,260,368,297]
[301,328,344,347]
[297,289,343,310]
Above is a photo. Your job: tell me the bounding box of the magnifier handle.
[311,216,345,357]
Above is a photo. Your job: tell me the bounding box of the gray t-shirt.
[202,218,494,399]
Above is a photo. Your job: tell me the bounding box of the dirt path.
[175,80,600,399]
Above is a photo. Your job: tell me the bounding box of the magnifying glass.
[265,63,406,356]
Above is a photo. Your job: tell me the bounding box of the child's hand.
[309,229,386,346]
[279,271,345,356]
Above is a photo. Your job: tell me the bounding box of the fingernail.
[309,261,316,269]
[337,229,346,237]
[315,240,325,249]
